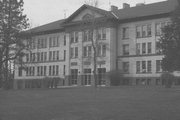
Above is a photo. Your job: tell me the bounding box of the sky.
[23,0,166,28]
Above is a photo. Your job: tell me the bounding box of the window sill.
[136,36,152,39]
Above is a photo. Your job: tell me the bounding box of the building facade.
[14,0,179,88]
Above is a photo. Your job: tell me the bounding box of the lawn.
[1,86,180,120]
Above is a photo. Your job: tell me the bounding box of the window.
[142,43,146,54]
[71,32,79,43]
[156,41,162,54]
[136,61,140,73]
[98,28,106,40]
[41,52,43,61]
[49,66,52,76]
[123,44,129,55]
[37,52,40,62]
[136,26,141,38]
[57,51,59,60]
[37,66,40,76]
[52,65,55,76]
[123,62,129,73]
[136,43,140,55]
[49,51,52,61]
[142,61,146,73]
[71,47,78,58]
[63,65,66,75]
[155,23,161,36]
[83,69,91,85]
[136,24,151,38]
[147,24,152,36]
[147,61,152,73]
[44,66,46,76]
[64,50,66,60]
[49,36,59,47]
[156,60,162,72]
[122,27,129,39]
[18,67,22,77]
[53,51,56,61]
[84,46,92,57]
[44,52,47,61]
[56,65,59,75]
[71,69,78,85]
[75,47,78,58]
[26,54,29,62]
[84,30,93,42]
[98,45,106,57]
[142,25,147,37]
[147,42,152,54]
[64,35,66,46]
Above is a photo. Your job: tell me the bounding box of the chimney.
[123,3,130,9]
[111,5,118,11]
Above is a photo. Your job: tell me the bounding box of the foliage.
[107,70,124,86]
[0,0,29,89]
[159,3,180,72]
[161,72,175,88]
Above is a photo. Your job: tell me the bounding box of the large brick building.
[14,0,179,88]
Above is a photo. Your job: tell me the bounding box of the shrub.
[161,72,175,88]
[107,70,124,86]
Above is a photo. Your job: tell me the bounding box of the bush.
[107,70,124,86]
[161,72,175,88]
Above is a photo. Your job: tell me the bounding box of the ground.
[0,86,180,120]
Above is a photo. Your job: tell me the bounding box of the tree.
[82,0,107,87]
[0,0,29,89]
[159,2,180,72]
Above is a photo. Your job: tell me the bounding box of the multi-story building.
[14,0,179,88]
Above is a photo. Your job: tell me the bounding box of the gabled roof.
[64,4,115,23]
[113,1,176,20]
[26,19,65,34]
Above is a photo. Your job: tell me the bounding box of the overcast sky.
[23,0,166,28]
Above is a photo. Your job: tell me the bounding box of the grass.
[1,86,180,120]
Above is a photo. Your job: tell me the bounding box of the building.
[14,0,179,88]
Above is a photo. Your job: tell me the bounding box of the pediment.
[71,9,103,22]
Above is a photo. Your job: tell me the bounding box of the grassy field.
[1,86,180,120]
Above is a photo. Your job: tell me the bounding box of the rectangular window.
[44,66,46,76]
[57,51,59,60]
[75,47,78,58]
[83,47,87,57]
[70,32,74,43]
[64,50,66,60]
[40,66,43,76]
[18,67,22,77]
[136,26,141,38]
[148,42,152,54]
[136,43,140,55]
[49,66,51,76]
[53,51,56,61]
[142,43,146,54]
[26,54,29,62]
[147,24,152,36]
[123,62,129,73]
[52,65,55,76]
[71,69,78,85]
[64,35,66,46]
[63,65,66,75]
[75,32,78,42]
[37,66,40,76]
[88,46,92,57]
[49,51,52,61]
[102,45,106,56]
[147,61,152,73]
[37,52,40,62]
[49,37,52,47]
[70,48,74,58]
[44,52,47,61]
[41,52,43,62]
[122,27,129,39]
[123,44,129,55]
[156,41,162,54]
[155,23,161,36]
[102,28,106,39]
[142,25,147,37]
[56,65,59,75]
[142,61,146,73]
[156,60,162,72]
[84,30,88,41]
[136,61,140,73]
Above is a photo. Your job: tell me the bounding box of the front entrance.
[83,69,91,86]
[70,69,78,85]
[97,68,106,85]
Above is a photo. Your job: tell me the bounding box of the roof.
[26,19,65,34]
[113,1,176,20]
[25,0,177,34]
[64,4,114,23]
